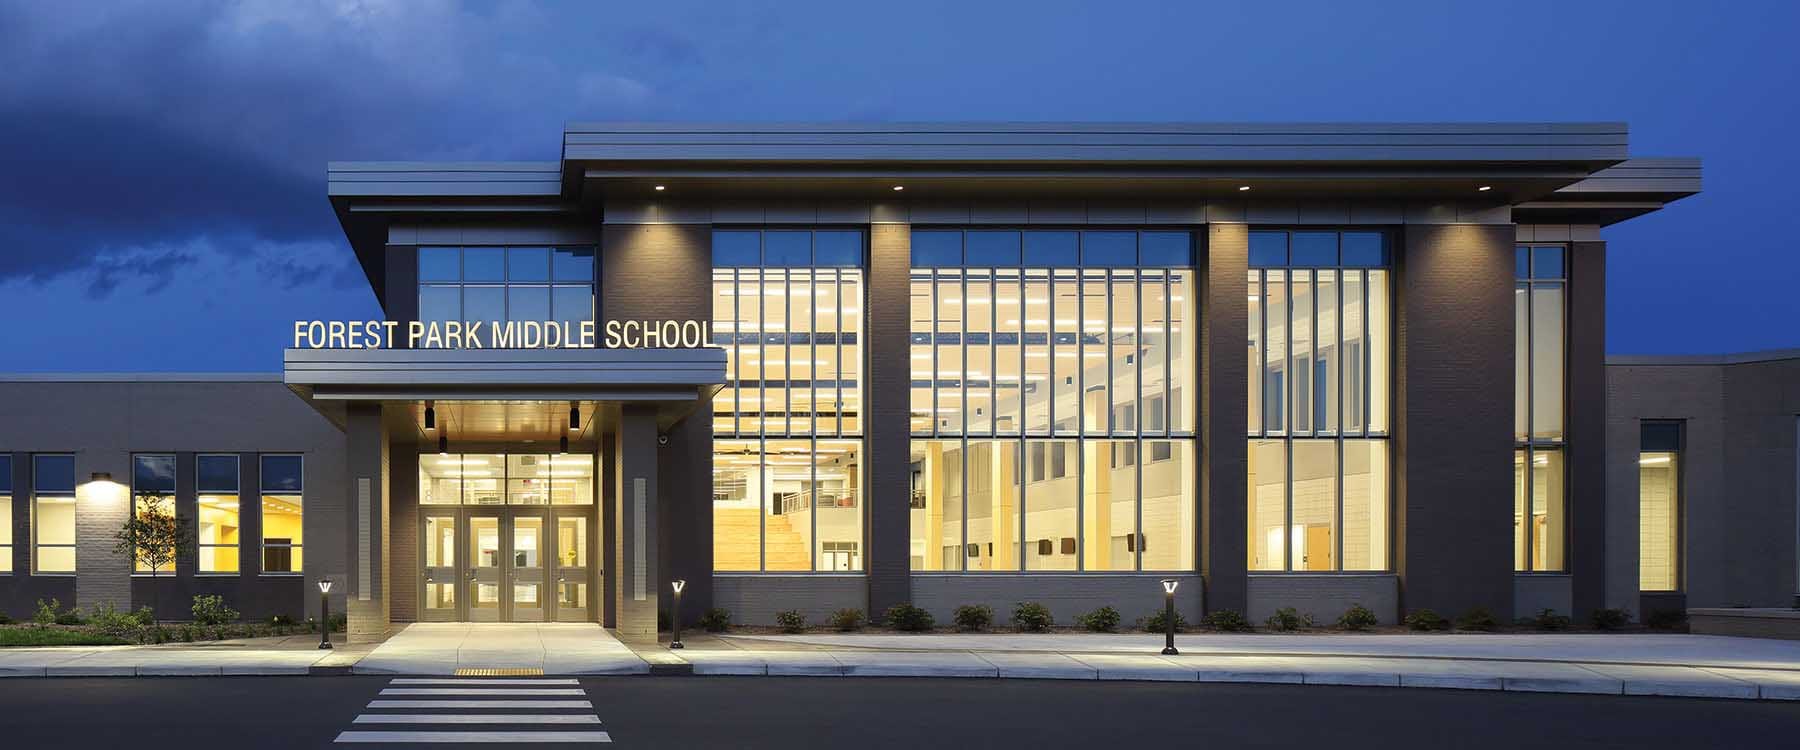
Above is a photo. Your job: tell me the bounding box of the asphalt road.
[1,676,1797,749]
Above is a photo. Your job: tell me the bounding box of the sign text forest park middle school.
[290,319,713,350]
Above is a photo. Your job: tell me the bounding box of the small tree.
[112,493,192,623]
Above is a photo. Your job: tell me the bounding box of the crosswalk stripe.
[354,714,601,725]
[367,700,593,709]
[379,688,585,696]
[334,730,611,744]
[389,678,580,686]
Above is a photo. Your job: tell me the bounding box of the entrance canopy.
[283,347,726,432]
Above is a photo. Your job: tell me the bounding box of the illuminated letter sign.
[291,320,709,350]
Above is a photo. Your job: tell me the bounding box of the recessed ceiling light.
[893,185,905,191]
[654,185,666,191]
[1478,185,1492,192]
[1237,185,1251,192]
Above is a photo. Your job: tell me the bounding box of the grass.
[0,627,130,647]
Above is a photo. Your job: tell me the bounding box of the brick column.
[613,405,661,641]
[1568,241,1608,618]
[866,222,912,615]
[344,403,391,644]
[1395,224,1516,618]
[1202,223,1249,614]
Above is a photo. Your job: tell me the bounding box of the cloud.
[0,0,662,291]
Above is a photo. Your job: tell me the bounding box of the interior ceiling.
[400,400,605,444]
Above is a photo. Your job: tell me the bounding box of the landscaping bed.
[0,595,344,647]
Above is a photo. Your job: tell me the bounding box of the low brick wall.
[908,574,1203,627]
[711,575,866,627]
[1246,574,1399,625]
[1689,608,1800,640]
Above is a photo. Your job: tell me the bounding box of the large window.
[711,229,865,572]
[418,453,594,506]
[0,456,11,573]
[131,454,177,573]
[908,229,1197,572]
[197,455,241,574]
[1639,422,1682,592]
[417,246,596,347]
[1515,245,1566,571]
[33,454,76,574]
[1246,230,1391,572]
[260,455,304,574]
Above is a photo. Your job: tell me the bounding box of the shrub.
[269,614,297,627]
[1454,606,1498,632]
[1645,608,1688,630]
[1404,608,1448,632]
[1337,603,1379,631]
[1010,602,1052,632]
[329,613,347,633]
[1201,609,1246,632]
[191,594,239,626]
[33,598,60,627]
[133,606,158,626]
[1075,606,1121,633]
[87,603,143,638]
[775,610,807,634]
[828,608,865,632]
[953,604,994,632]
[1265,607,1313,632]
[1531,608,1572,631]
[1591,608,1631,631]
[884,603,935,632]
[698,607,732,633]
[0,614,12,625]
[54,607,86,626]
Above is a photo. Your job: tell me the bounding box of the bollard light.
[317,579,334,650]
[1159,578,1180,655]
[670,579,687,650]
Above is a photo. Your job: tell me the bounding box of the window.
[131,455,177,573]
[0,456,11,573]
[1515,245,1566,571]
[1246,230,1391,572]
[1639,422,1682,591]
[416,246,596,347]
[712,229,865,572]
[908,229,1198,572]
[197,455,241,574]
[418,453,594,506]
[260,455,304,574]
[33,454,76,574]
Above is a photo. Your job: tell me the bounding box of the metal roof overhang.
[283,347,726,432]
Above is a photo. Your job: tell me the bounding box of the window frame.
[1245,229,1395,574]
[0,454,12,575]
[31,454,77,576]
[414,245,598,348]
[711,227,868,574]
[129,453,178,575]
[1515,244,1569,573]
[196,453,243,576]
[258,453,304,576]
[1638,421,1684,592]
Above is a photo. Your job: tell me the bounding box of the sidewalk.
[659,632,1800,700]
[0,633,365,677]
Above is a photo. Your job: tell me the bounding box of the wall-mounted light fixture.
[89,472,113,483]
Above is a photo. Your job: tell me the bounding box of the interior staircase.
[713,507,810,570]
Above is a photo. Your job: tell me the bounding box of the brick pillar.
[866,222,913,615]
[613,405,661,642]
[1395,224,1515,618]
[1568,241,1608,618]
[344,403,391,644]
[1202,223,1249,614]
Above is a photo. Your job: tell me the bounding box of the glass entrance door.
[422,515,458,621]
[509,513,547,622]
[468,514,503,622]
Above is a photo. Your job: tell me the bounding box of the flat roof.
[0,373,284,382]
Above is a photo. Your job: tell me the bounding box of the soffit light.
[438,435,449,455]
[1237,185,1251,192]
[1478,185,1493,192]
[654,185,666,191]
[892,185,905,191]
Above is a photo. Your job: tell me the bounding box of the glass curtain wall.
[418,246,596,347]
[0,457,10,573]
[711,229,865,572]
[131,454,177,573]
[1515,245,1566,572]
[908,229,1197,572]
[1246,230,1391,572]
[1639,422,1682,592]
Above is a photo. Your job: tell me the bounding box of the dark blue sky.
[1,0,1795,372]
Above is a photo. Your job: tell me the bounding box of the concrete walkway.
[354,623,647,675]
[663,632,1800,700]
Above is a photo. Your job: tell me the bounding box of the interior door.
[468,514,502,622]
[421,514,459,621]
[509,512,547,622]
